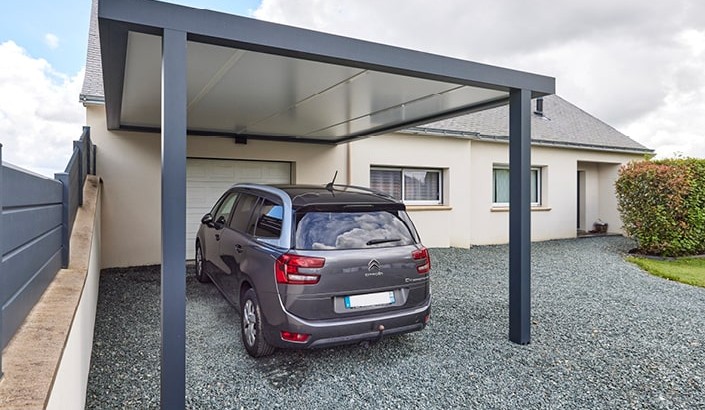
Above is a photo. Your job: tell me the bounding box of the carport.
[96,0,555,407]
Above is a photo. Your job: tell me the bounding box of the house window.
[493,166,541,206]
[370,167,442,205]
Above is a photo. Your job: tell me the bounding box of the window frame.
[492,165,542,207]
[370,167,443,206]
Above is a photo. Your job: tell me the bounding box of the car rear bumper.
[263,297,431,349]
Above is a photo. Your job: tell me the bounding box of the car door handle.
[215,233,221,241]
[235,244,243,254]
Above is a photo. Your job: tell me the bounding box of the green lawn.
[628,256,705,288]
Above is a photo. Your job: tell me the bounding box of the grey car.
[195,184,431,357]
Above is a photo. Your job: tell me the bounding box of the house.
[80,16,649,268]
[351,95,652,247]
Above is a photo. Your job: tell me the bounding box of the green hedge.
[615,158,705,256]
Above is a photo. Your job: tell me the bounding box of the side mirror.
[201,213,214,226]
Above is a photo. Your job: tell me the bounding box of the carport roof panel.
[98,0,555,142]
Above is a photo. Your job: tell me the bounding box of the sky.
[1,0,705,176]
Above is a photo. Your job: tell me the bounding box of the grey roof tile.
[412,95,652,153]
[80,0,104,103]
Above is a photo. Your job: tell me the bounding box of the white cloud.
[44,33,60,50]
[0,41,85,177]
[254,0,705,158]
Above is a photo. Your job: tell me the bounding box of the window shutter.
[404,170,439,201]
[370,169,402,199]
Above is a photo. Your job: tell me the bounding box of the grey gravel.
[86,236,705,409]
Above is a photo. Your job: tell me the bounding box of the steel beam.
[508,88,532,345]
[160,28,187,409]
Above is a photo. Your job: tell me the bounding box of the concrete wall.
[46,187,101,410]
[87,105,347,267]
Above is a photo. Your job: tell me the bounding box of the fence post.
[91,144,96,176]
[0,143,4,379]
[73,141,83,207]
[54,172,70,269]
[83,126,92,175]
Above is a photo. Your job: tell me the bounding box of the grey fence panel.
[2,226,62,303]
[1,163,64,350]
[2,164,62,208]
[0,127,95,371]
[2,205,62,256]
[1,230,62,348]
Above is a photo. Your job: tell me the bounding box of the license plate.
[344,291,395,309]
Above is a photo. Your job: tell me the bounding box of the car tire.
[241,288,275,357]
[195,242,210,283]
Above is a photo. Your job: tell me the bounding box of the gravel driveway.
[86,236,705,409]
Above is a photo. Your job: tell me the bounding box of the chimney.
[534,98,544,116]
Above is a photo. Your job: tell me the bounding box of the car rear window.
[295,211,415,250]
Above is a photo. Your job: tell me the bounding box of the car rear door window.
[295,211,415,250]
[229,193,259,233]
[253,199,284,238]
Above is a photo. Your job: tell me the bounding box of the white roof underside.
[121,32,507,140]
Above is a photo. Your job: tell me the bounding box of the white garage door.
[186,158,291,258]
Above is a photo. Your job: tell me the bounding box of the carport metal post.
[161,28,187,409]
[508,88,532,344]
[0,143,4,379]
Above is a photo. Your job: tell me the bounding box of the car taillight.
[412,247,431,274]
[275,254,325,285]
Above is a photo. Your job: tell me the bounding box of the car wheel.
[195,242,210,283]
[241,288,275,357]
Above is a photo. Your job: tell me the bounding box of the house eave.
[79,94,106,106]
[403,126,654,155]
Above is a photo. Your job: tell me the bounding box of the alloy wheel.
[243,299,257,347]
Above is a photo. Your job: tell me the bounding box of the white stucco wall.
[466,141,575,245]
[87,105,347,267]
[597,162,623,234]
[468,141,638,245]
[88,103,643,267]
[349,133,472,248]
[352,136,641,247]
[46,182,101,410]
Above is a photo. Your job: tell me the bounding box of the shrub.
[615,158,705,256]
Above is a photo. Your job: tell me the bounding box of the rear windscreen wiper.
[366,238,401,246]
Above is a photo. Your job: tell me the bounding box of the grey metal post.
[91,144,97,177]
[83,126,92,175]
[160,28,187,409]
[0,143,3,379]
[54,172,70,269]
[73,140,84,206]
[508,88,532,344]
